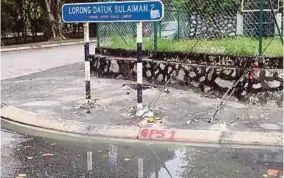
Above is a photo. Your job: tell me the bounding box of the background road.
[1,44,95,80]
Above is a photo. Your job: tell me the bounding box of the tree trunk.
[44,0,65,40]
[56,2,66,40]
[44,0,55,39]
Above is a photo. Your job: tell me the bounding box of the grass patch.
[109,36,283,57]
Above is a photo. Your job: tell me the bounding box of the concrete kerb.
[138,128,283,146]
[0,106,139,139]
[1,40,96,53]
[1,106,283,146]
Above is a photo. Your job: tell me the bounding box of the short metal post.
[158,22,161,38]
[136,21,143,111]
[84,23,91,104]
[258,0,264,56]
[96,23,100,48]
[132,22,136,39]
[154,22,158,50]
[177,10,180,40]
[236,13,243,35]
[275,13,281,36]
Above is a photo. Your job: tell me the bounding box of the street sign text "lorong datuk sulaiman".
[62,1,164,23]
[68,4,149,14]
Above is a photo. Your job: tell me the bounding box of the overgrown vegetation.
[110,36,283,57]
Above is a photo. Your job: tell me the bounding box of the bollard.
[136,21,143,111]
[84,23,91,106]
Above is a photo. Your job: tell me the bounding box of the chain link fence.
[97,0,283,57]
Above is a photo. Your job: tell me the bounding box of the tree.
[1,0,26,39]
[43,0,66,40]
[1,0,46,44]
[1,0,15,37]
[1,0,94,43]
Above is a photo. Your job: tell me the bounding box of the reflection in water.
[108,144,118,168]
[87,151,92,171]
[1,132,283,178]
[3,135,175,177]
[150,148,189,178]
[138,158,144,178]
[179,147,283,178]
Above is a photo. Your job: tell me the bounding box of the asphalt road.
[1,129,283,178]
[1,45,283,178]
[1,43,95,80]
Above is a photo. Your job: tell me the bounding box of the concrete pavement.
[1,63,282,146]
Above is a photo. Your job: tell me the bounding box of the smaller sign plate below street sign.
[62,0,164,23]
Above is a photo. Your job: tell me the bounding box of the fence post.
[154,22,158,50]
[258,0,264,56]
[275,13,281,36]
[132,22,136,39]
[158,22,161,38]
[236,13,243,35]
[96,24,101,48]
[268,0,283,44]
[177,10,180,40]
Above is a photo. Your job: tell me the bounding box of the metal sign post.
[83,23,91,107]
[136,21,143,111]
[62,1,164,114]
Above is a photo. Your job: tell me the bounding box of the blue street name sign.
[62,1,164,23]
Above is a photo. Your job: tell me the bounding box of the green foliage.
[109,36,283,57]
[1,0,99,41]
[1,0,46,37]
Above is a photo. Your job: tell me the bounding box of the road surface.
[1,44,95,80]
[1,45,283,178]
[1,130,283,178]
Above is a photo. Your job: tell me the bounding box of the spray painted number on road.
[139,128,175,140]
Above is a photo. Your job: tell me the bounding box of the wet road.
[1,129,283,178]
[1,44,96,172]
